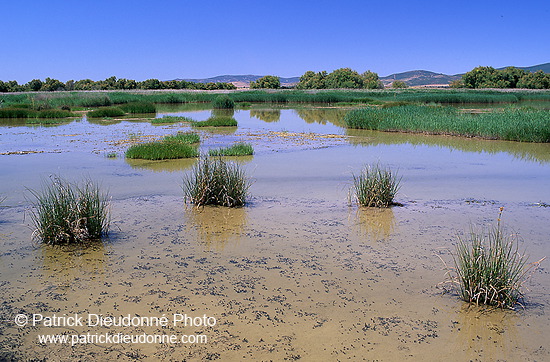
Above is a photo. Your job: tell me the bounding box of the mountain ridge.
[176,62,549,88]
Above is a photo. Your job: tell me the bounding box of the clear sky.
[3,0,549,83]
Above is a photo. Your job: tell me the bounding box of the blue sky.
[3,0,549,83]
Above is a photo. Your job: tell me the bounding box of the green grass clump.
[125,141,199,160]
[35,109,75,118]
[87,107,125,118]
[183,156,250,207]
[212,95,235,109]
[450,209,542,308]
[345,105,550,143]
[209,143,254,156]
[119,101,156,114]
[351,164,401,208]
[151,116,195,124]
[0,108,34,118]
[191,116,238,127]
[164,132,200,144]
[28,177,110,244]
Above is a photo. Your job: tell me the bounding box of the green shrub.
[125,141,198,160]
[119,101,156,114]
[191,116,238,127]
[209,143,254,156]
[351,164,401,207]
[450,209,540,308]
[87,107,125,118]
[182,156,250,207]
[28,177,110,244]
[0,108,34,118]
[36,109,75,118]
[212,95,235,109]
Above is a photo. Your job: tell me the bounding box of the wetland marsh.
[1,100,549,360]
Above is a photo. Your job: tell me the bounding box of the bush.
[87,107,125,118]
[28,177,110,244]
[450,209,542,308]
[351,164,401,207]
[209,143,254,156]
[191,116,238,127]
[119,101,156,114]
[212,95,235,109]
[182,156,250,207]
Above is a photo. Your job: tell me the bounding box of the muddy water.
[1,107,549,361]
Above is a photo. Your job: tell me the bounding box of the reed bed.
[28,177,110,244]
[151,116,195,124]
[450,209,543,308]
[87,107,125,118]
[209,143,254,156]
[163,132,200,144]
[0,108,75,118]
[351,164,401,208]
[182,156,250,207]
[212,95,235,109]
[345,105,550,142]
[191,116,238,127]
[119,101,156,114]
[125,141,198,160]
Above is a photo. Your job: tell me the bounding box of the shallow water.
[1,106,549,361]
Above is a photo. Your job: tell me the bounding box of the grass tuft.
[28,177,110,244]
[209,143,254,156]
[163,132,200,144]
[125,141,198,160]
[449,208,544,308]
[191,116,238,127]
[351,164,401,207]
[182,156,250,207]
[151,116,194,124]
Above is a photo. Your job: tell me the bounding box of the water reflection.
[185,206,247,251]
[346,129,550,164]
[250,109,281,123]
[450,304,522,360]
[294,108,348,127]
[41,241,108,285]
[350,207,396,241]
[211,108,235,118]
[126,157,198,172]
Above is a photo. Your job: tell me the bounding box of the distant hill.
[175,63,549,88]
[380,70,461,87]
[177,75,300,88]
[497,62,550,73]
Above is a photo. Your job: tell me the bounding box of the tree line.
[453,66,550,89]
[0,76,236,92]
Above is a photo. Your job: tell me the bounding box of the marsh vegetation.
[208,143,254,156]
[351,164,401,208]
[28,177,110,244]
[182,156,250,207]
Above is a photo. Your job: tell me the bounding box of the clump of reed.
[182,156,250,207]
[212,95,235,109]
[351,164,401,207]
[151,116,194,124]
[87,107,125,118]
[119,101,156,114]
[0,108,75,118]
[163,132,200,144]
[209,143,254,156]
[28,177,110,244]
[448,208,544,308]
[125,141,198,160]
[344,105,550,143]
[191,116,238,127]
